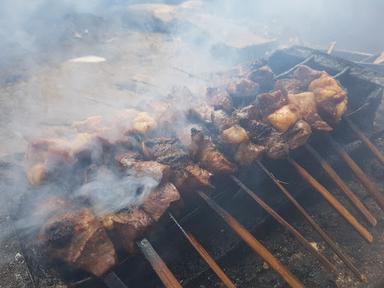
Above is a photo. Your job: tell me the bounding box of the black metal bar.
[333,66,350,79]
[274,55,314,79]
[103,272,129,288]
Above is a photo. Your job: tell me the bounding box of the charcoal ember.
[38,208,116,277]
[172,164,212,193]
[285,120,312,150]
[239,118,272,143]
[247,65,275,92]
[257,90,287,118]
[144,137,190,169]
[206,87,233,112]
[211,109,238,131]
[274,79,305,96]
[141,182,180,221]
[227,79,259,100]
[111,208,154,253]
[234,142,265,166]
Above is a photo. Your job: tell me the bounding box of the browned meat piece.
[233,104,261,122]
[234,142,265,166]
[266,104,300,132]
[238,118,272,143]
[221,125,249,146]
[187,103,214,123]
[293,65,322,87]
[285,120,312,150]
[38,208,116,277]
[227,79,259,99]
[264,131,289,159]
[111,208,154,253]
[309,73,348,121]
[141,182,180,221]
[248,65,275,92]
[287,92,316,120]
[132,112,157,134]
[274,79,305,96]
[144,137,190,169]
[206,87,233,112]
[257,90,287,118]
[172,164,213,193]
[211,110,238,131]
[191,129,236,175]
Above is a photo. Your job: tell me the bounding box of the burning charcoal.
[285,120,312,150]
[141,182,180,221]
[274,79,306,96]
[309,73,348,121]
[191,128,236,175]
[211,110,238,131]
[257,90,287,118]
[234,142,265,166]
[206,87,233,112]
[221,125,249,146]
[110,208,154,253]
[172,164,213,193]
[266,104,300,132]
[248,65,275,92]
[38,208,117,277]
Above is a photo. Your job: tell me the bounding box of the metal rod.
[329,136,384,211]
[137,238,182,288]
[333,66,350,79]
[196,190,304,288]
[345,118,384,166]
[275,55,314,79]
[230,175,336,274]
[327,41,337,54]
[103,272,129,288]
[288,158,373,243]
[256,160,366,281]
[304,144,377,226]
[169,213,236,288]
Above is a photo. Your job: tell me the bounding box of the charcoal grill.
[3,46,384,288]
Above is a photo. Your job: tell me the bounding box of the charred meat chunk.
[234,142,265,166]
[257,90,287,118]
[206,87,233,112]
[285,120,312,150]
[263,130,290,159]
[274,79,305,96]
[248,65,275,92]
[211,109,238,132]
[38,208,116,277]
[227,79,259,99]
[172,164,213,193]
[293,65,322,87]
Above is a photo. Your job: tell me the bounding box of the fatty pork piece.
[190,128,236,175]
[221,125,249,146]
[206,87,233,112]
[309,73,348,121]
[285,120,312,150]
[287,92,332,132]
[38,208,116,277]
[247,65,275,92]
[104,208,153,253]
[266,104,300,133]
[257,90,287,118]
[235,142,265,166]
[117,155,171,184]
[227,79,259,100]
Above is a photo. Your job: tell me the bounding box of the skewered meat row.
[26,63,348,278]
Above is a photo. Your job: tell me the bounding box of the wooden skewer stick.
[305,144,377,226]
[329,136,384,211]
[345,118,384,166]
[137,238,182,288]
[230,175,336,274]
[169,213,236,288]
[257,160,366,281]
[288,159,373,243]
[197,191,304,288]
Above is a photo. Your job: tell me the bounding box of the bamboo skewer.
[197,191,304,288]
[137,238,182,288]
[230,175,336,273]
[329,137,384,211]
[169,213,236,288]
[345,118,384,166]
[305,144,377,226]
[288,159,373,243]
[257,160,365,281]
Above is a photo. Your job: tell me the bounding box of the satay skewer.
[304,144,377,226]
[256,160,366,281]
[230,175,336,273]
[345,117,384,166]
[169,213,237,288]
[197,191,304,288]
[288,159,373,243]
[137,238,182,288]
[328,136,384,211]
